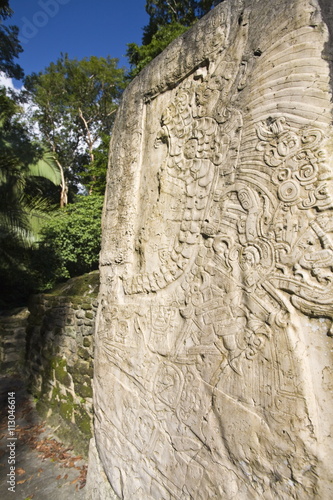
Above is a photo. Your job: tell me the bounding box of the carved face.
[195,86,219,117]
[241,246,260,269]
[184,139,198,160]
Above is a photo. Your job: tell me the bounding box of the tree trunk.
[56,159,67,207]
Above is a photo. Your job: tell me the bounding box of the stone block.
[89,0,333,498]
[83,337,92,348]
[78,346,91,361]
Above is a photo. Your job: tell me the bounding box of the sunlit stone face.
[87,1,333,498]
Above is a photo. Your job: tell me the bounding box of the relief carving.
[90,1,333,498]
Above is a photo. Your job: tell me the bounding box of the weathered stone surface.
[85,438,119,500]
[89,0,333,498]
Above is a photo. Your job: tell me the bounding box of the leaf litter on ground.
[1,380,87,491]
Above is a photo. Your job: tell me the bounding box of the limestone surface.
[87,0,333,498]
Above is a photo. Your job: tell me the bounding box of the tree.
[127,0,223,78]
[127,22,189,79]
[32,195,104,290]
[0,88,62,306]
[0,0,24,79]
[80,133,111,196]
[142,0,199,44]
[23,54,126,203]
[0,87,61,240]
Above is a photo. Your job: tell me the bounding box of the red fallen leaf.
[17,467,26,475]
[56,475,61,480]
[17,479,27,485]
[64,474,68,480]
[71,478,79,485]
[79,481,86,489]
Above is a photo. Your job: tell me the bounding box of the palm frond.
[27,151,62,186]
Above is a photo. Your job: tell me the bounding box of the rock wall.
[26,272,98,456]
[0,308,29,374]
[88,0,333,498]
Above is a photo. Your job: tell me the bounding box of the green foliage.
[23,55,126,198]
[27,151,62,187]
[0,0,24,79]
[143,0,200,44]
[127,22,189,78]
[127,0,223,77]
[0,89,59,246]
[0,89,61,238]
[0,88,62,307]
[32,195,104,290]
[80,133,110,195]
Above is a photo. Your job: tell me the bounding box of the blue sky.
[5,0,149,84]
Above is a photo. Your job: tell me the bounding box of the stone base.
[85,438,119,500]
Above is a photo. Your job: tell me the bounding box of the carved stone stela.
[88,0,333,498]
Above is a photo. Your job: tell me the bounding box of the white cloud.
[0,72,24,91]
[0,73,15,90]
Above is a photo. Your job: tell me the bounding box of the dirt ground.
[0,375,87,500]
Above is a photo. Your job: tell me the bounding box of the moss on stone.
[66,390,74,402]
[71,360,93,379]
[78,346,90,361]
[47,271,99,298]
[74,406,92,437]
[50,383,61,405]
[81,303,92,310]
[26,271,98,458]
[44,412,90,457]
[74,380,93,399]
[83,337,91,348]
[54,358,72,387]
[50,358,57,369]
[59,400,74,421]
